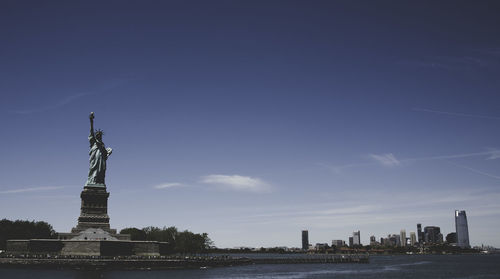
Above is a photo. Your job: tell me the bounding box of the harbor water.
[1,254,499,278]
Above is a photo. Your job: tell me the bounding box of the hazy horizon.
[1,0,500,248]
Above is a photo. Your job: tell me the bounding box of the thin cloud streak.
[445,161,500,181]
[9,79,130,114]
[12,92,92,114]
[248,204,380,219]
[234,189,500,230]
[317,162,374,173]
[405,150,500,162]
[201,174,270,193]
[398,50,499,72]
[327,149,500,171]
[413,108,500,120]
[486,148,500,160]
[369,153,401,167]
[0,186,65,194]
[153,182,184,189]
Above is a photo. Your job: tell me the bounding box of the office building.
[302,230,309,250]
[400,230,406,247]
[446,232,457,244]
[332,240,345,247]
[349,236,353,247]
[315,243,329,251]
[394,234,401,246]
[353,231,361,246]
[410,232,416,246]
[417,223,423,243]
[455,210,470,248]
[424,226,442,244]
[385,234,400,247]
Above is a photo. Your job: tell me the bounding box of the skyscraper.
[417,223,423,244]
[424,226,442,244]
[353,231,361,246]
[387,234,400,247]
[446,232,457,244]
[332,240,345,247]
[455,210,470,248]
[400,230,407,247]
[302,230,309,250]
[410,232,417,246]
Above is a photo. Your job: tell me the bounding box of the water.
[1,254,499,279]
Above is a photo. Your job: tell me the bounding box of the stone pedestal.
[72,186,116,234]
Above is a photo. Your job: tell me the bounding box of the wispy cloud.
[398,50,499,72]
[486,148,500,160]
[9,78,131,114]
[361,149,500,181]
[369,153,401,167]
[413,108,500,120]
[398,59,455,70]
[317,162,372,173]
[234,188,500,230]
[477,47,500,56]
[153,182,184,189]
[0,186,65,194]
[28,194,77,200]
[248,204,380,219]
[444,161,500,181]
[408,150,500,162]
[327,149,500,172]
[201,174,270,193]
[11,92,92,114]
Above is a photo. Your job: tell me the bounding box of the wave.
[383,261,432,271]
[223,261,432,279]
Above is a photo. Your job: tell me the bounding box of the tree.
[118,226,213,254]
[0,219,57,250]
[119,227,146,241]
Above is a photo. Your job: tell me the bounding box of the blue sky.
[1,0,500,248]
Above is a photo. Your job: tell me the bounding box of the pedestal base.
[73,186,115,234]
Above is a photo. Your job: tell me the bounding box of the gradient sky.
[1,0,500,248]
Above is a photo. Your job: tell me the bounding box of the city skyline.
[1,1,500,248]
[302,210,468,249]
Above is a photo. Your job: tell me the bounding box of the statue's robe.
[86,133,108,186]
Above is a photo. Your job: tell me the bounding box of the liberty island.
[5,113,167,256]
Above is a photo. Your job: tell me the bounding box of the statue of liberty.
[86,112,112,186]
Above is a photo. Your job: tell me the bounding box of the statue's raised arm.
[89,112,95,137]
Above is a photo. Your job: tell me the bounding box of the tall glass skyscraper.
[301,230,309,250]
[455,210,470,248]
[417,223,423,243]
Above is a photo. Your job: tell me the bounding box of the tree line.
[0,219,57,250]
[0,219,214,255]
[119,226,213,254]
